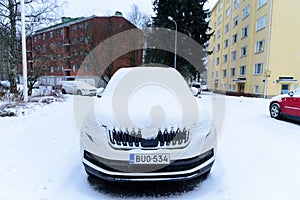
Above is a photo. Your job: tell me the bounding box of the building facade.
[21,15,143,87]
[207,0,300,97]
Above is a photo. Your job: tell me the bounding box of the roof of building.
[33,14,132,35]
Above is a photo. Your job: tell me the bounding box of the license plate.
[129,153,170,164]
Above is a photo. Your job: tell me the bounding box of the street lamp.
[21,0,28,102]
[168,16,177,70]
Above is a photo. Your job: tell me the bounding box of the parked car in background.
[80,67,217,182]
[58,81,97,96]
[201,80,209,91]
[191,82,202,96]
[0,81,10,90]
[269,88,300,122]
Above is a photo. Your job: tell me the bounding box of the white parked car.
[59,81,97,96]
[191,82,202,96]
[79,67,217,181]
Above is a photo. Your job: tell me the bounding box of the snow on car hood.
[93,67,212,138]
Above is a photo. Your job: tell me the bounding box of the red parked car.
[269,88,300,122]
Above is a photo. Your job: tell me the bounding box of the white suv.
[79,67,217,181]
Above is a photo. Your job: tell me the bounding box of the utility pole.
[21,0,28,102]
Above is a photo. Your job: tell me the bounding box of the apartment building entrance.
[238,83,245,93]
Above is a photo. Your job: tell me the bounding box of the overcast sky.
[62,0,218,19]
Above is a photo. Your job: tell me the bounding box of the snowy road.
[0,94,300,200]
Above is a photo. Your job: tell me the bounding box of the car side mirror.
[190,87,198,96]
[288,90,294,97]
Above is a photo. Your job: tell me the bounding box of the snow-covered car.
[190,82,202,96]
[0,80,10,90]
[80,67,217,182]
[59,81,97,96]
[269,88,300,122]
[201,81,209,91]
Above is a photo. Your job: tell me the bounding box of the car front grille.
[108,128,190,149]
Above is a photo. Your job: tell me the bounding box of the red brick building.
[23,15,143,87]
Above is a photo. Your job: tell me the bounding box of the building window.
[218,15,222,24]
[231,51,237,60]
[224,39,229,48]
[243,5,250,19]
[84,64,90,72]
[256,15,266,31]
[72,65,76,72]
[225,23,230,33]
[234,0,240,9]
[212,72,214,79]
[219,2,223,10]
[50,43,54,50]
[50,66,54,73]
[85,36,90,44]
[226,8,231,17]
[241,46,247,57]
[233,16,239,27]
[254,63,263,74]
[223,69,227,77]
[240,65,246,76]
[42,33,46,40]
[50,31,53,39]
[241,26,249,38]
[230,68,236,77]
[232,33,238,44]
[258,0,267,9]
[214,22,217,29]
[217,43,221,51]
[217,29,221,38]
[224,54,228,63]
[255,39,265,53]
[233,84,236,91]
[216,57,220,65]
[72,25,77,33]
[85,21,90,29]
[216,71,219,78]
[254,85,259,94]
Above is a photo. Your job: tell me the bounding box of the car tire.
[61,89,66,94]
[77,90,82,95]
[270,103,281,119]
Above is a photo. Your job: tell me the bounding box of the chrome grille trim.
[107,128,190,149]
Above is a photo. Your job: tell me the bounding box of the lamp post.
[21,0,28,102]
[168,16,177,70]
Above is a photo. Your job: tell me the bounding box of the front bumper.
[83,149,215,182]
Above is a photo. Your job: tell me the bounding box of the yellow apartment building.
[207,0,300,97]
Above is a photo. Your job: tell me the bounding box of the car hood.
[91,67,212,138]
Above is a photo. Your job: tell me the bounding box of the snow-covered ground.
[1,93,300,200]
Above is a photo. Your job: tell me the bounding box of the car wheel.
[270,103,281,119]
[61,89,66,94]
[77,90,82,95]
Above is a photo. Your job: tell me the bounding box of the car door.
[293,97,300,117]
[282,97,300,117]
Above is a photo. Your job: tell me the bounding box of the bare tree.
[0,0,63,94]
[127,4,151,29]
